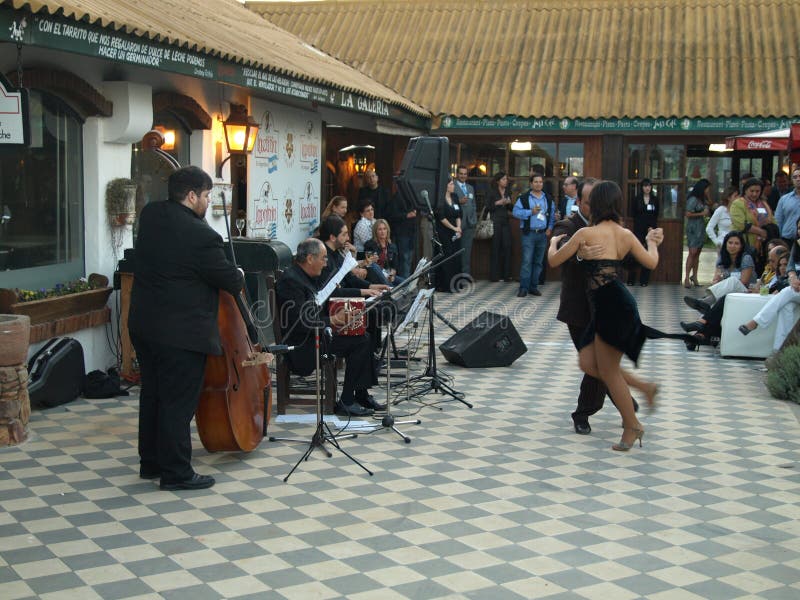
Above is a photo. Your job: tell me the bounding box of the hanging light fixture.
[339,144,374,173]
[217,103,259,177]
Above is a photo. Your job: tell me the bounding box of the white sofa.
[720,292,800,358]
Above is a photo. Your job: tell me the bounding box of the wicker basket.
[0,314,31,367]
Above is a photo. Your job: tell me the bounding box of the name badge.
[570,205,579,213]
[757,207,767,215]
[467,193,473,200]
[647,204,655,212]
[536,211,546,222]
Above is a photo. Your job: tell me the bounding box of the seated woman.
[683,231,754,313]
[739,217,800,351]
[363,219,405,287]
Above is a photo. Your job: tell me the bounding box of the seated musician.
[318,215,388,296]
[319,215,389,354]
[276,238,384,417]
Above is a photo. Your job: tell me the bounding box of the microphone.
[323,327,333,342]
[421,189,428,202]
[265,344,294,354]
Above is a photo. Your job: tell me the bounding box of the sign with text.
[248,99,321,251]
[439,115,799,133]
[0,7,425,128]
[0,73,28,145]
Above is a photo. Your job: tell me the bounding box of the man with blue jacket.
[513,173,554,297]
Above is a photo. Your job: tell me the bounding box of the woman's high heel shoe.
[613,427,645,451]
[690,275,699,287]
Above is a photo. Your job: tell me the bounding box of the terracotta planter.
[0,288,113,326]
[0,314,30,366]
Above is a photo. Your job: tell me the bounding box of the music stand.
[269,297,373,481]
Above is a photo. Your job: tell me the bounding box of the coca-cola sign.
[747,140,776,150]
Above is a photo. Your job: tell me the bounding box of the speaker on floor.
[439,311,526,368]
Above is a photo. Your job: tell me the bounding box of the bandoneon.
[329,298,366,336]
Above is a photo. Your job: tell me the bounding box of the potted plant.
[106,178,137,227]
[0,274,112,326]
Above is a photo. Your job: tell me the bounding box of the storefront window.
[0,91,84,289]
[625,144,685,219]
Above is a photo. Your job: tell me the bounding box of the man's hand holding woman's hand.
[646,227,664,246]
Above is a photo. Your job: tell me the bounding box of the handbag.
[475,207,494,240]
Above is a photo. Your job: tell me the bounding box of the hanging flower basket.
[0,274,112,326]
[106,178,137,226]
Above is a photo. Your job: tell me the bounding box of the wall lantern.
[339,144,374,173]
[510,140,532,152]
[216,103,259,177]
[154,126,176,151]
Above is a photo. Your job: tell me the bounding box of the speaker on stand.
[439,311,527,368]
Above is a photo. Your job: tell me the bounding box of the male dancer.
[554,178,653,433]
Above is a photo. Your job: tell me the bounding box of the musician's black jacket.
[274,263,329,348]
[129,200,243,355]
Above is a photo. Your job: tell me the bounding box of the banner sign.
[439,115,799,133]
[0,7,425,128]
[0,73,28,145]
[248,99,321,251]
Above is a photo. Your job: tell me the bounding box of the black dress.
[435,198,462,292]
[579,260,688,364]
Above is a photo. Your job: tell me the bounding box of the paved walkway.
[2,282,799,599]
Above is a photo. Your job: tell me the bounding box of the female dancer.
[549,181,674,451]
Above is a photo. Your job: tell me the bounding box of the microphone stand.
[410,252,471,408]
[269,308,373,481]
[408,190,470,407]
[420,190,459,334]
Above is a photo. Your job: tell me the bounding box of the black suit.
[129,200,243,483]
[358,185,390,221]
[276,264,377,404]
[552,213,611,427]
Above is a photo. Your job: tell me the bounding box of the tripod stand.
[410,281,471,408]
[269,325,373,481]
[356,298,420,443]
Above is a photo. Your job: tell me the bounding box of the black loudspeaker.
[395,136,448,213]
[439,311,527,368]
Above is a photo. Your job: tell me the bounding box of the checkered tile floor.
[3,281,800,599]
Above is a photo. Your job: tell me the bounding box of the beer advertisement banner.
[248,99,321,251]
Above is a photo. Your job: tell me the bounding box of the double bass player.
[129,166,245,491]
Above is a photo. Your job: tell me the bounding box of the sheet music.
[315,252,358,306]
[396,288,434,333]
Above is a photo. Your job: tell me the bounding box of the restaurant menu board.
[248,99,321,251]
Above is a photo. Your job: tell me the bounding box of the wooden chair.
[265,274,337,414]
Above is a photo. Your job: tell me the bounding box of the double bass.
[195,290,272,452]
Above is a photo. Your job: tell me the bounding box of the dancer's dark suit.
[553,212,610,430]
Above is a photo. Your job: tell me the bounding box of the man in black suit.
[554,178,646,434]
[129,166,244,490]
[276,238,380,417]
[358,169,390,221]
